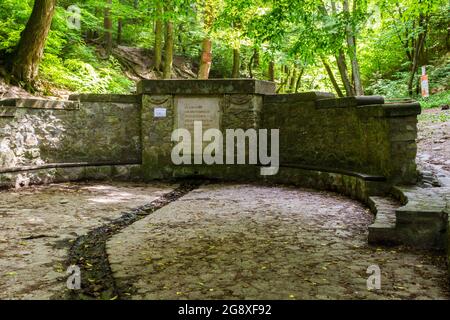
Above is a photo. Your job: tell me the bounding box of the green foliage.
[418,90,450,110]
[366,56,450,101]
[0,0,31,52]
[365,71,410,97]
[40,52,133,94]
[0,0,448,97]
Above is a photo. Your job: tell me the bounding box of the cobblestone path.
[107,184,449,300]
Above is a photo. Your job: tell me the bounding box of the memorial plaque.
[175,96,221,155]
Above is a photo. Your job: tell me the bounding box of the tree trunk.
[322,57,344,97]
[231,48,240,78]
[253,48,260,67]
[163,20,174,79]
[198,38,212,79]
[104,0,113,56]
[247,48,259,79]
[198,0,214,79]
[268,61,275,81]
[335,50,354,96]
[117,18,123,44]
[289,68,297,92]
[408,14,427,97]
[11,0,56,83]
[284,66,291,92]
[276,66,290,93]
[408,24,427,96]
[153,1,163,72]
[343,0,363,96]
[295,68,304,93]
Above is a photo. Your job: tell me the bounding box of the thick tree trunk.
[11,0,56,83]
[104,0,113,55]
[268,61,275,81]
[322,57,344,97]
[343,0,363,96]
[336,50,354,96]
[153,2,163,72]
[163,20,174,79]
[231,48,240,78]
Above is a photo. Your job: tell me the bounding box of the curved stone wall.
[263,93,421,185]
[1,80,421,196]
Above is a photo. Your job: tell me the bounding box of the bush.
[40,54,134,94]
[417,90,450,109]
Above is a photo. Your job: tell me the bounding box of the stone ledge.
[368,196,401,245]
[0,98,79,110]
[382,102,421,117]
[0,164,143,189]
[264,92,335,104]
[68,94,140,104]
[137,79,276,95]
[280,163,386,181]
[265,166,389,203]
[315,96,385,109]
[0,161,141,174]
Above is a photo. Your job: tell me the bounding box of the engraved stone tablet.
[175,96,221,155]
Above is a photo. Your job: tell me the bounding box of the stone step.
[391,186,449,249]
[368,196,401,245]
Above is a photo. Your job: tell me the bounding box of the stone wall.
[0,95,141,187]
[139,80,273,180]
[263,94,421,185]
[0,80,422,192]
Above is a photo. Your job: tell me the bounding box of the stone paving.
[0,182,176,299]
[107,184,449,300]
[417,108,450,186]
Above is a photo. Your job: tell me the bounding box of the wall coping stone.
[382,102,421,117]
[264,92,335,104]
[0,98,79,110]
[68,94,140,104]
[137,79,276,95]
[316,96,385,108]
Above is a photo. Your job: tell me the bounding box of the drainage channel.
[56,181,201,300]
